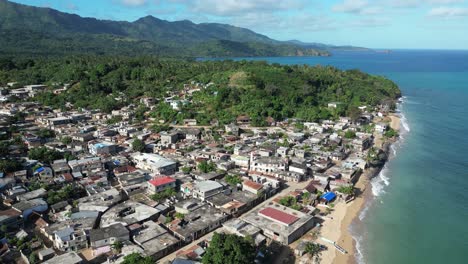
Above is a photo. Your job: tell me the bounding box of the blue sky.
[10,0,468,49]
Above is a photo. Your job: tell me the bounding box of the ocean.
[208,50,468,263]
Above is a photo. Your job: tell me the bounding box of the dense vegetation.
[0,0,328,57]
[202,233,256,264]
[0,57,401,127]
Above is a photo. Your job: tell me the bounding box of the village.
[0,82,398,264]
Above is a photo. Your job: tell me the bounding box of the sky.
[10,0,468,49]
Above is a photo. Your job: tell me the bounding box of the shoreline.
[320,114,401,264]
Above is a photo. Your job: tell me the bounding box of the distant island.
[0,0,365,58]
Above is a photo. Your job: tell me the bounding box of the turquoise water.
[208,51,468,263]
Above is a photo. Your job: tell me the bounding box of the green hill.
[0,0,330,57]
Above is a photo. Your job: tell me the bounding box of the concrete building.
[192,180,225,201]
[68,157,103,174]
[100,201,161,228]
[43,252,83,264]
[133,221,180,260]
[89,141,118,155]
[242,180,264,195]
[172,201,228,242]
[243,202,315,245]
[12,198,48,219]
[132,153,177,175]
[53,226,87,252]
[147,176,176,194]
[89,223,129,254]
[250,156,288,174]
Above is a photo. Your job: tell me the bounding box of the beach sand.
[389,114,401,131]
[319,171,370,264]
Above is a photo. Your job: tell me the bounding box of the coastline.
[320,114,401,264]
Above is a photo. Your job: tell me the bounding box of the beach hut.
[320,192,336,204]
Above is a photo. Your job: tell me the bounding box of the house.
[38,248,55,261]
[133,221,180,260]
[182,129,201,141]
[250,156,288,174]
[34,166,53,180]
[243,180,263,195]
[100,201,161,228]
[327,102,341,109]
[76,188,121,213]
[68,157,103,174]
[12,198,48,219]
[147,176,176,194]
[225,124,240,136]
[351,135,372,152]
[132,153,177,175]
[89,223,130,255]
[236,115,250,125]
[0,208,23,229]
[47,117,70,127]
[183,119,197,126]
[51,160,71,175]
[88,141,118,155]
[71,132,95,142]
[230,154,250,168]
[16,188,47,201]
[171,202,228,242]
[243,203,315,245]
[375,122,389,134]
[160,132,180,145]
[43,252,83,264]
[192,180,225,201]
[53,226,87,252]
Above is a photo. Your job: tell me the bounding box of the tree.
[121,253,154,264]
[197,160,216,173]
[224,174,242,186]
[344,130,356,139]
[347,106,362,122]
[174,212,185,219]
[132,138,145,152]
[202,233,256,264]
[60,136,72,144]
[305,242,322,263]
[28,147,63,164]
[181,166,192,174]
[37,128,55,139]
[337,185,354,195]
[111,241,123,253]
[384,128,398,138]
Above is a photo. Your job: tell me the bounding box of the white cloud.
[332,0,369,13]
[180,0,305,15]
[428,6,468,17]
[426,0,464,3]
[120,0,147,6]
[332,0,382,15]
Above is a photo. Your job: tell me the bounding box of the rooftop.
[100,201,161,227]
[148,176,176,187]
[89,223,129,242]
[259,207,299,226]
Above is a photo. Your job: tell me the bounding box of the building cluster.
[0,83,391,263]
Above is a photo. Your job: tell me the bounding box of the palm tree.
[111,241,124,253]
[305,242,322,263]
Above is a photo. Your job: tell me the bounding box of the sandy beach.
[321,114,401,264]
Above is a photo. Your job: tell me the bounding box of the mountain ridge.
[0,0,357,57]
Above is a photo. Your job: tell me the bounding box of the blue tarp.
[35,167,44,173]
[321,192,336,202]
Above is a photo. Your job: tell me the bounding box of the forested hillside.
[0,0,329,57]
[0,57,401,126]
